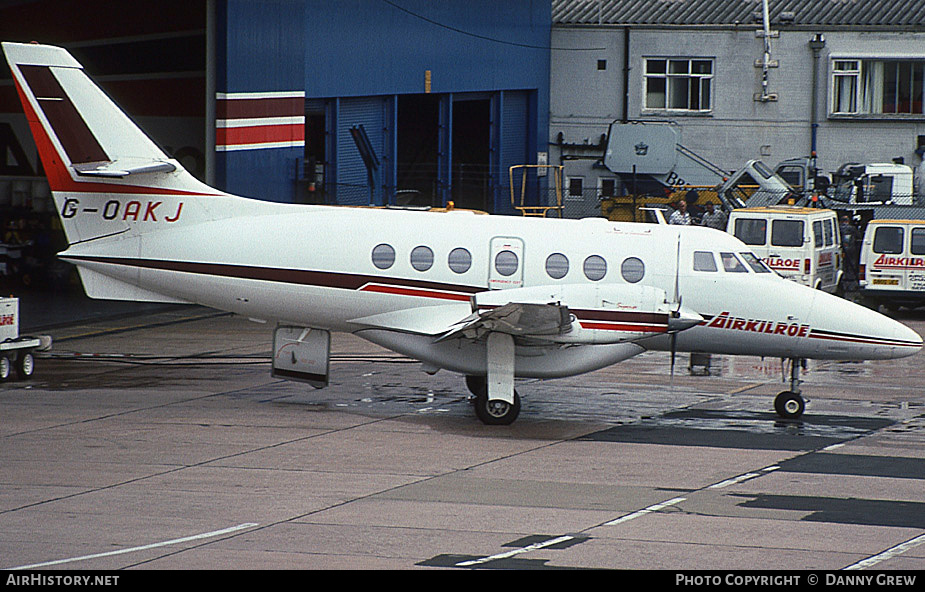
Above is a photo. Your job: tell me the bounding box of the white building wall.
[551,25,925,199]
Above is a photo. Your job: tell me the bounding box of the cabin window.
[371,244,395,269]
[583,255,607,281]
[693,251,717,272]
[740,252,772,273]
[873,226,904,254]
[912,228,925,255]
[494,250,519,276]
[733,218,767,246]
[813,220,824,248]
[771,220,804,247]
[720,252,748,273]
[621,257,645,283]
[448,247,472,274]
[545,253,569,279]
[410,245,434,271]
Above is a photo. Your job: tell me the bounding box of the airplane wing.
[435,301,572,342]
[348,283,702,346]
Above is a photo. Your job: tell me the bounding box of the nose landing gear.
[774,358,806,420]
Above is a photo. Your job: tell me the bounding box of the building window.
[568,176,584,197]
[831,59,925,116]
[599,178,617,198]
[644,58,713,112]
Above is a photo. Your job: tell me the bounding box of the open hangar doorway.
[396,94,441,207]
[451,97,491,212]
[394,94,492,211]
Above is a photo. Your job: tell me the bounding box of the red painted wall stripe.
[216,123,304,147]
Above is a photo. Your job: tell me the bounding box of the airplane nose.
[807,291,923,360]
[886,317,924,359]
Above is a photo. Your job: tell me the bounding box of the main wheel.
[15,352,35,380]
[465,375,486,396]
[774,391,805,419]
[473,386,521,426]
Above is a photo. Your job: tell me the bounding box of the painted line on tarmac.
[844,533,925,570]
[7,523,259,570]
[708,465,780,489]
[455,534,577,567]
[604,496,687,526]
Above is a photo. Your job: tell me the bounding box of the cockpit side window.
[693,251,718,272]
[720,251,748,272]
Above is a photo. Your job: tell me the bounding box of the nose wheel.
[774,390,805,419]
[775,358,806,420]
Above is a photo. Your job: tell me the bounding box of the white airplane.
[4,42,922,425]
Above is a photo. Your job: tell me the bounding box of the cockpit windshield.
[739,252,772,273]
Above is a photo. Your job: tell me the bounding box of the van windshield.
[771,220,804,247]
[873,226,903,254]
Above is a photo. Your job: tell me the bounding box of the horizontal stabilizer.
[73,160,177,178]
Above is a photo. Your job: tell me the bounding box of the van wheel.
[0,356,10,381]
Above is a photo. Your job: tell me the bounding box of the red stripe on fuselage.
[359,284,473,302]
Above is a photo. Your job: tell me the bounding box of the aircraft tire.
[15,352,34,380]
[0,356,10,381]
[774,391,805,420]
[465,375,486,396]
[473,386,521,426]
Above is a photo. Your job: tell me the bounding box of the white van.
[859,219,925,308]
[727,207,842,292]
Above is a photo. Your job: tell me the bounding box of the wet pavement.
[1,297,924,570]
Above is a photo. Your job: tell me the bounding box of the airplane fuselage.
[58,194,922,379]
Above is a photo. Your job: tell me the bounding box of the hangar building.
[0,0,550,288]
[0,1,550,213]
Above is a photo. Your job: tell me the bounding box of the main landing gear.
[774,357,806,420]
[465,375,521,426]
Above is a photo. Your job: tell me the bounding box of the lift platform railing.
[509,164,564,218]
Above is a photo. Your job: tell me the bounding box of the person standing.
[669,200,692,225]
[700,202,728,230]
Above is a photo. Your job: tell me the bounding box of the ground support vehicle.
[0,297,50,381]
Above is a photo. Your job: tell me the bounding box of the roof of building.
[552,0,925,28]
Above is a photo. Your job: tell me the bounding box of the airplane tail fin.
[2,41,223,246]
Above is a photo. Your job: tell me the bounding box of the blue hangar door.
[333,96,392,206]
[330,91,533,213]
